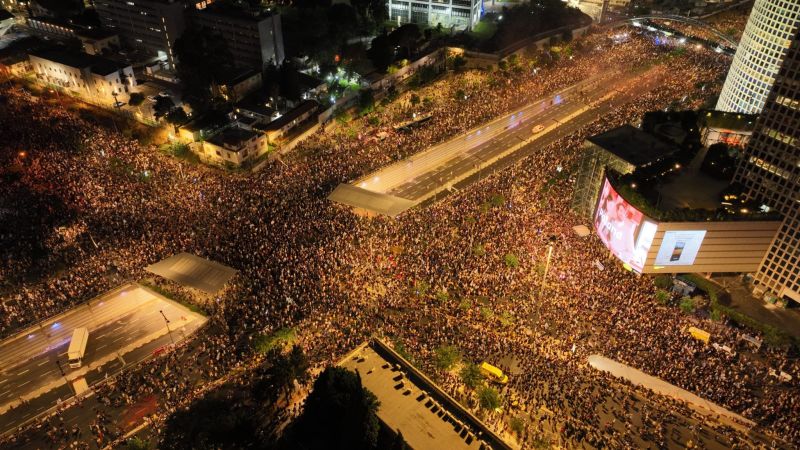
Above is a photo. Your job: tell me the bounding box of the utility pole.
[160,310,176,346]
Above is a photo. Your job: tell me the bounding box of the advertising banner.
[655,230,707,266]
[593,179,656,272]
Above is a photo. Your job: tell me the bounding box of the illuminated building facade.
[734,29,800,303]
[716,0,800,114]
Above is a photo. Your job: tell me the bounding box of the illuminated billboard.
[594,179,657,272]
[655,230,707,266]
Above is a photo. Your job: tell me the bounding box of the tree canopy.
[173,26,234,112]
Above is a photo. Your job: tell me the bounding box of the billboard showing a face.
[655,230,707,266]
[594,179,656,272]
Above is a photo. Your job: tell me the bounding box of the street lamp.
[539,235,558,297]
[160,310,176,346]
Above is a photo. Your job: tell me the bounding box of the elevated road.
[0,283,207,436]
[343,65,667,215]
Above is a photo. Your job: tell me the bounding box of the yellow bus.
[479,362,508,384]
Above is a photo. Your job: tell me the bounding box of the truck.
[67,327,89,369]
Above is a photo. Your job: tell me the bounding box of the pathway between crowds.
[587,354,754,430]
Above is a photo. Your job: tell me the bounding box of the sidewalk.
[712,275,800,340]
[588,355,753,431]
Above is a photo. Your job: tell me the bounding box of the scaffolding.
[570,141,634,219]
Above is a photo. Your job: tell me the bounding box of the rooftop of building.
[29,48,126,75]
[587,124,679,167]
[193,2,276,21]
[698,109,758,131]
[339,340,511,450]
[75,27,118,40]
[261,99,319,131]
[206,126,258,150]
[217,67,261,86]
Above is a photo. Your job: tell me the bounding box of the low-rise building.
[29,49,136,104]
[211,68,262,102]
[195,124,270,167]
[257,99,319,142]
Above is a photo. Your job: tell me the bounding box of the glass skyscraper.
[716,0,800,114]
[734,28,800,303]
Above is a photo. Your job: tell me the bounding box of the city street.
[353,65,664,208]
[0,284,207,436]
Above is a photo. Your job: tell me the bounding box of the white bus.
[67,327,89,369]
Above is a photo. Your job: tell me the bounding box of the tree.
[655,289,670,305]
[328,4,359,45]
[160,390,258,450]
[279,62,303,102]
[389,24,421,58]
[368,34,394,72]
[253,345,309,403]
[165,108,188,126]
[281,367,381,450]
[359,89,375,113]
[410,93,420,106]
[680,296,696,314]
[460,362,483,388]
[369,0,388,25]
[152,96,174,119]
[434,345,461,371]
[173,26,234,112]
[478,386,501,410]
[128,92,145,106]
[125,437,151,450]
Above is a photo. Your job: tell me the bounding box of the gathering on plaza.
[1,0,800,448]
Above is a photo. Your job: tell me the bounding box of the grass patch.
[253,327,297,354]
[139,281,206,316]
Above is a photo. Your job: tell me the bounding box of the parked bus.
[479,362,508,384]
[67,327,89,369]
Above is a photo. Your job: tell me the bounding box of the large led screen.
[655,230,707,266]
[594,179,656,272]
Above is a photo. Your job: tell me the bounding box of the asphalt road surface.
[0,284,207,436]
[355,66,664,205]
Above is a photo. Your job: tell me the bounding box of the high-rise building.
[715,0,800,114]
[387,0,483,31]
[189,4,284,70]
[734,29,800,303]
[94,0,186,68]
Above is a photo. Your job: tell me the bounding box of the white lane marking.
[17,369,29,375]
[18,380,31,387]
[96,344,107,351]
[38,359,50,367]
[0,389,10,397]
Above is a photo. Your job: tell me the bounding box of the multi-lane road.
[0,283,207,436]
[350,65,668,211]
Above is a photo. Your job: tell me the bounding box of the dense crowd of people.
[1,24,798,449]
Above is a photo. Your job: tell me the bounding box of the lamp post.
[539,235,558,297]
[160,310,176,346]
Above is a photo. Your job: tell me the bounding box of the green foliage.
[253,327,297,354]
[480,306,494,320]
[434,345,461,371]
[681,274,799,349]
[409,93,421,106]
[455,89,466,101]
[173,27,234,112]
[392,338,413,362]
[679,296,696,314]
[654,274,673,289]
[414,280,430,296]
[504,253,520,269]
[125,437,151,450]
[253,345,310,403]
[358,89,375,115]
[367,115,380,126]
[490,194,505,207]
[435,290,449,302]
[128,92,145,106]
[655,290,671,305]
[458,298,473,311]
[498,311,514,327]
[459,362,483,388]
[509,416,526,436]
[473,243,486,257]
[165,108,188,125]
[478,386,500,410]
[710,308,722,322]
